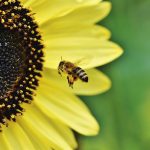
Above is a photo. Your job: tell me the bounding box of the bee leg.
[67,76,74,88]
[70,83,74,89]
[58,70,62,76]
[73,76,78,81]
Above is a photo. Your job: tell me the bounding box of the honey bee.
[58,60,88,88]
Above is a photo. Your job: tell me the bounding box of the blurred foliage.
[80,0,150,150]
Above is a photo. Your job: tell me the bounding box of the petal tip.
[115,44,124,58]
[101,1,112,18]
[88,120,100,136]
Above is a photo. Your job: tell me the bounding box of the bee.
[58,60,88,88]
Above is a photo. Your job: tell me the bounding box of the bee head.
[58,61,65,70]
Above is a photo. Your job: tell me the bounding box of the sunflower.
[0,0,122,149]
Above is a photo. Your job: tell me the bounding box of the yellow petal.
[42,24,110,42]
[47,119,77,149]
[23,0,101,7]
[20,0,28,5]
[43,68,111,95]
[18,119,54,150]
[40,1,111,29]
[0,135,9,150]
[2,123,35,150]
[22,0,36,7]
[44,40,123,70]
[35,81,100,135]
[19,104,76,150]
[25,0,102,25]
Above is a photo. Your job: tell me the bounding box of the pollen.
[0,0,44,130]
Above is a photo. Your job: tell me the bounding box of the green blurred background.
[80,0,150,149]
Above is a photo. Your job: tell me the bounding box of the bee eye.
[60,62,64,66]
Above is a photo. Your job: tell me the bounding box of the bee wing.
[74,56,92,68]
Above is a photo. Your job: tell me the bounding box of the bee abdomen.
[73,67,88,82]
[80,74,88,82]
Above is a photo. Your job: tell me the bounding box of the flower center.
[0,0,44,129]
[0,29,26,99]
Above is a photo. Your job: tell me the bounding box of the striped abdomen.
[73,67,88,82]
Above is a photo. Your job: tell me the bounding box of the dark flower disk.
[0,0,44,129]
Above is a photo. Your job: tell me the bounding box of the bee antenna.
[61,56,63,61]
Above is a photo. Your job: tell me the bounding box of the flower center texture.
[0,0,44,129]
[0,29,26,99]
